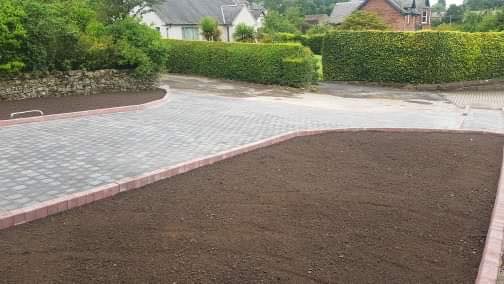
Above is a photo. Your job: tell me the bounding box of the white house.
[140,0,265,42]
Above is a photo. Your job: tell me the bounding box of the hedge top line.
[325,30,504,34]
[164,38,306,48]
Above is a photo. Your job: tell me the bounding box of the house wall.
[140,12,231,41]
[165,25,230,41]
[141,11,169,37]
[361,0,417,31]
[140,7,260,42]
[257,14,264,28]
[219,26,231,42]
[140,12,198,40]
[166,26,185,40]
[411,9,432,30]
[421,9,432,29]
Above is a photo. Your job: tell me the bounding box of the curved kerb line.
[0,85,171,128]
[0,128,503,283]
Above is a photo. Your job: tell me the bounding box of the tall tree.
[261,10,298,33]
[90,0,160,23]
[444,4,465,23]
[285,7,304,30]
[251,0,344,15]
[464,0,504,10]
[432,0,447,12]
[496,9,504,30]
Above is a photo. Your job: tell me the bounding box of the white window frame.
[422,9,429,24]
[182,26,200,41]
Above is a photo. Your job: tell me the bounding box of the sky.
[433,0,464,5]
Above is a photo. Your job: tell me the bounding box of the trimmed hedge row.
[165,40,318,87]
[269,33,324,55]
[323,31,504,84]
[300,35,324,55]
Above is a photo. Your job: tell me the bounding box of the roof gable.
[329,0,431,23]
[152,0,262,25]
[329,0,366,24]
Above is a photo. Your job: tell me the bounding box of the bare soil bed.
[0,89,166,120]
[0,132,503,283]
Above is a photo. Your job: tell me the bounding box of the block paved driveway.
[1,80,504,214]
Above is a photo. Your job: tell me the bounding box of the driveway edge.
[1,127,503,283]
[0,86,171,128]
[476,148,504,284]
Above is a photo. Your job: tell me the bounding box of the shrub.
[165,40,318,87]
[299,34,324,55]
[0,0,26,74]
[270,32,300,42]
[97,17,169,79]
[337,11,390,31]
[233,23,256,42]
[323,31,504,84]
[306,24,332,36]
[17,0,93,73]
[200,16,221,41]
[261,10,298,34]
[91,0,161,24]
[282,54,320,86]
[0,0,167,79]
[266,32,324,55]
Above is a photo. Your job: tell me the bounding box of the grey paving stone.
[0,89,502,214]
[445,91,504,110]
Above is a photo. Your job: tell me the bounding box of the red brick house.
[329,0,432,31]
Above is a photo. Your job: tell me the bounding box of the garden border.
[0,128,503,283]
[0,86,171,128]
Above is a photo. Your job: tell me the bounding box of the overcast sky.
[432,0,464,5]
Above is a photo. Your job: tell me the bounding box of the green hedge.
[323,31,504,84]
[165,40,318,87]
[300,34,324,55]
[268,33,324,55]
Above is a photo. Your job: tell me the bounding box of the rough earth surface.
[0,89,166,120]
[0,131,502,283]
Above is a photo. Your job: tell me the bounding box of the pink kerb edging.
[0,128,503,283]
[0,86,170,128]
[476,148,504,284]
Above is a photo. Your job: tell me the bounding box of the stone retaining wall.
[0,70,156,101]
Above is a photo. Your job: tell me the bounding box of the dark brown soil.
[0,132,503,284]
[0,89,166,120]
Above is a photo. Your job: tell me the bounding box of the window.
[422,9,429,24]
[155,27,161,34]
[182,27,200,40]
